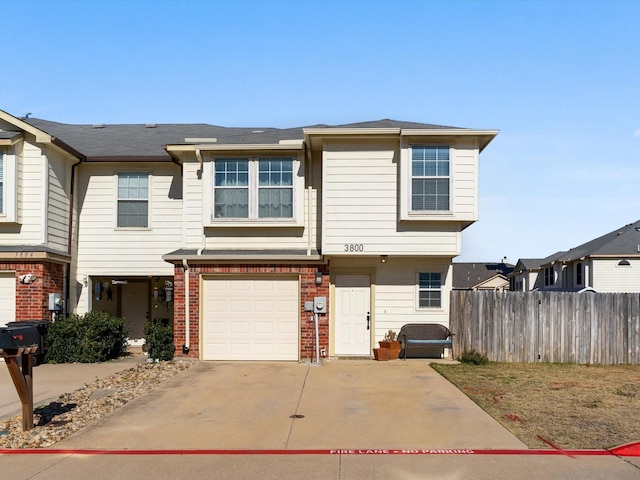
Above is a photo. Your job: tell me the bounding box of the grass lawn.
[431,362,640,450]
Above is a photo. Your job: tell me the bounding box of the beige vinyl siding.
[592,258,640,292]
[330,257,452,345]
[399,139,479,223]
[46,148,71,252]
[0,139,43,245]
[452,144,478,217]
[183,161,204,249]
[322,141,459,255]
[76,163,181,275]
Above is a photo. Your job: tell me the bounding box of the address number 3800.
[344,244,364,252]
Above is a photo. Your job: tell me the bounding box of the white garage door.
[202,276,299,361]
[0,272,16,327]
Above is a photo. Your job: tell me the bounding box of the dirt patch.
[431,363,640,449]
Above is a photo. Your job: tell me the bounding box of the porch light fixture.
[315,270,323,285]
[380,255,388,263]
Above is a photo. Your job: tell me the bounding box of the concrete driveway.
[2,359,640,479]
[54,360,525,450]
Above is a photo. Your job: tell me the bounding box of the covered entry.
[201,276,299,360]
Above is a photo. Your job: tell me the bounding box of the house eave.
[165,142,305,153]
[163,249,324,264]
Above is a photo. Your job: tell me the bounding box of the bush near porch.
[45,311,129,363]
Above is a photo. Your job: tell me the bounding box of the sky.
[2,0,639,264]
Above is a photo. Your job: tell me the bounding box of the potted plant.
[379,330,401,359]
[373,347,390,361]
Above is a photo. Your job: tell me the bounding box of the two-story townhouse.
[0,111,78,327]
[1,109,497,360]
[164,121,497,360]
[509,220,640,292]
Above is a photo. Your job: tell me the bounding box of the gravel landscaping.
[0,359,194,449]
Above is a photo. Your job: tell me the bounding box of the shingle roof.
[554,220,640,261]
[20,118,465,159]
[452,262,514,289]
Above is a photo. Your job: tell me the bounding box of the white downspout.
[182,258,190,354]
[306,144,313,256]
[195,148,205,255]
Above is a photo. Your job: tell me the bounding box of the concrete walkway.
[0,355,146,420]
[1,359,639,479]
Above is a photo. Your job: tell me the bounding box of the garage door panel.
[202,277,299,361]
[0,272,15,327]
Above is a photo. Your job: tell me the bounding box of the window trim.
[416,271,443,309]
[205,153,304,227]
[0,147,18,223]
[400,140,457,221]
[0,150,4,215]
[115,171,151,230]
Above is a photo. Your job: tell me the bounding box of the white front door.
[334,274,371,356]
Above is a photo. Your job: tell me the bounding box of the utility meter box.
[313,296,327,314]
[48,293,63,311]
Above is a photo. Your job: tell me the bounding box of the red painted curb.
[609,441,640,457]
[0,448,620,456]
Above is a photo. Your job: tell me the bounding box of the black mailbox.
[0,325,41,350]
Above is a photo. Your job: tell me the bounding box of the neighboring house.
[509,220,640,292]
[452,260,513,291]
[0,109,497,360]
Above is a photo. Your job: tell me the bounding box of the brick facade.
[0,261,65,322]
[172,263,329,360]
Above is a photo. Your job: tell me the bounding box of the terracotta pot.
[379,341,401,360]
[373,347,390,361]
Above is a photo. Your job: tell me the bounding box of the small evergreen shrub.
[458,349,490,365]
[45,311,129,363]
[144,321,175,361]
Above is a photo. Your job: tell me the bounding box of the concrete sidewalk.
[0,355,146,420]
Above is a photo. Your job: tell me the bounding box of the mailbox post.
[0,324,42,431]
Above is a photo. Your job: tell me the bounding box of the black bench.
[398,323,454,360]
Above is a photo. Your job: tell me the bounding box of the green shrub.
[144,321,175,361]
[45,311,129,363]
[458,349,490,365]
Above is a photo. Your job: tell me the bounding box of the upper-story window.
[544,266,555,286]
[117,172,149,228]
[418,272,442,308]
[576,262,583,285]
[214,157,293,219]
[411,146,450,211]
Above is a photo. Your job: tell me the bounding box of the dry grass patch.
[431,362,640,449]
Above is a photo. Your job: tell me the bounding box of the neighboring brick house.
[0,109,497,360]
[509,220,640,292]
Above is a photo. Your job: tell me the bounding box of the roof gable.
[453,262,514,289]
[555,220,640,261]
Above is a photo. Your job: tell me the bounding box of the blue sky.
[2,0,639,263]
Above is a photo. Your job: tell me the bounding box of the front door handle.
[367,312,370,330]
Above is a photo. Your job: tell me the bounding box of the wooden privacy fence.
[450,291,640,364]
